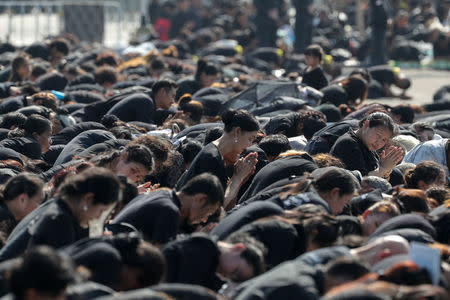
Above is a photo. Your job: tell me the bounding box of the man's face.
[157,88,175,110]
[188,197,219,225]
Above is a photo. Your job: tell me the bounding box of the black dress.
[330,130,379,176]
[0,198,87,262]
[162,233,222,290]
[0,136,42,160]
[301,67,328,91]
[0,202,16,236]
[112,190,182,244]
[320,84,348,106]
[175,143,227,190]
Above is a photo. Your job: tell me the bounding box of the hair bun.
[221,109,237,126]
[178,94,193,108]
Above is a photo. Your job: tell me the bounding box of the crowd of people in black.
[0,0,448,299]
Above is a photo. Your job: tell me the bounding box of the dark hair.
[404,161,446,189]
[359,112,397,136]
[176,138,202,166]
[304,44,325,62]
[111,234,166,287]
[412,122,434,134]
[393,187,429,213]
[0,112,27,129]
[221,109,259,133]
[150,57,166,70]
[0,173,44,203]
[391,105,415,124]
[12,114,52,137]
[90,144,154,172]
[225,232,267,278]
[9,246,75,300]
[204,127,224,145]
[303,212,339,248]
[95,66,118,86]
[313,167,360,196]
[57,167,120,205]
[342,75,368,104]
[426,186,449,205]
[31,64,47,79]
[152,79,178,95]
[9,55,29,82]
[49,38,70,56]
[179,173,224,206]
[96,51,119,67]
[324,256,370,282]
[349,68,371,83]
[298,110,327,140]
[31,92,58,111]
[129,135,171,164]
[258,134,291,157]
[195,58,218,81]
[178,94,204,124]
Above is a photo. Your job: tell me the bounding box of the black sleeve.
[150,207,180,245]
[28,214,76,249]
[0,83,12,99]
[330,136,370,175]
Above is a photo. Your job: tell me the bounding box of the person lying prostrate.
[0,167,120,262]
[229,208,338,268]
[51,121,106,145]
[0,173,45,236]
[320,75,368,107]
[53,129,116,166]
[107,80,178,125]
[162,233,266,291]
[210,201,284,241]
[62,233,165,291]
[0,114,52,160]
[330,112,404,178]
[113,173,224,245]
[175,58,219,101]
[269,167,360,215]
[238,150,317,204]
[176,109,260,210]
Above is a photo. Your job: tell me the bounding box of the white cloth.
[403,138,449,175]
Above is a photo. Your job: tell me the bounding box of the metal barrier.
[0,0,145,48]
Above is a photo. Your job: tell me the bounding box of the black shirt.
[210,201,283,240]
[320,85,348,106]
[368,66,395,86]
[302,67,329,91]
[51,122,106,145]
[263,112,300,137]
[0,96,27,115]
[175,143,227,190]
[162,234,222,290]
[106,93,157,124]
[0,136,42,160]
[0,202,16,236]
[369,213,437,240]
[239,154,317,204]
[175,76,201,101]
[53,130,116,166]
[330,130,379,176]
[0,199,87,262]
[112,190,182,244]
[234,219,304,268]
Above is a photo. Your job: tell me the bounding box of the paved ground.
[366,68,449,107]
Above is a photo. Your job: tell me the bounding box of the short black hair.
[179,173,224,206]
[0,112,27,129]
[359,112,397,136]
[176,138,202,166]
[258,134,291,157]
[9,246,75,300]
[324,256,370,282]
[304,44,325,62]
[221,109,259,133]
[49,38,70,56]
[391,105,415,124]
[152,79,178,95]
[299,110,327,140]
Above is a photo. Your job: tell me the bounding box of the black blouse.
[330,130,379,176]
[175,142,227,190]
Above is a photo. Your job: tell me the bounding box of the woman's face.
[305,55,320,68]
[115,159,149,183]
[34,128,52,153]
[19,189,45,220]
[361,123,392,151]
[226,129,258,164]
[329,191,354,215]
[17,61,31,80]
[199,72,217,88]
